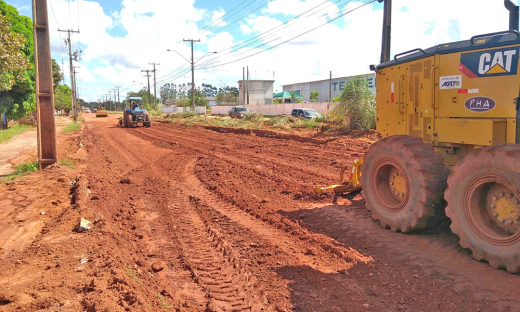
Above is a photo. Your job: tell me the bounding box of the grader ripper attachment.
[318,0,520,273]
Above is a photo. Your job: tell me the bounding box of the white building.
[283,73,375,102]
[238,80,274,105]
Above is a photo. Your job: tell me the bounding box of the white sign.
[439,75,462,89]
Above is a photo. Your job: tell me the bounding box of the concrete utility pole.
[246,66,249,105]
[58,29,80,121]
[115,86,121,110]
[379,0,392,63]
[73,66,80,112]
[242,67,245,105]
[329,71,332,104]
[183,39,200,112]
[148,63,160,107]
[141,69,152,106]
[32,0,57,169]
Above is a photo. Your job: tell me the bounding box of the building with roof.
[282,73,375,102]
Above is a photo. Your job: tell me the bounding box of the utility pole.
[242,67,245,105]
[148,63,160,107]
[246,66,249,105]
[58,29,80,121]
[32,0,57,169]
[329,71,332,104]
[115,86,121,110]
[184,39,200,112]
[73,66,79,113]
[379,0,392,63]
[141,69,152,106]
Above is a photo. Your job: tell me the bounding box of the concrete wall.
[161,106,207,114]
[211,103,331,116]
[283,73,376,102]
[238,80,274,105]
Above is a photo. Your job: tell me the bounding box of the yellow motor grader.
[317,0,520,273]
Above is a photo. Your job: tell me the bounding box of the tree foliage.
[0,1,35,119]
[310,90,319,103]
[52,59,63,88]
[54,84,72,114]
[0,14,28,91]
[332,77,376,130]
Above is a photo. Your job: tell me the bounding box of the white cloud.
[45,0,519,101]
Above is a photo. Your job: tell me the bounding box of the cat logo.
[459,47,519,78]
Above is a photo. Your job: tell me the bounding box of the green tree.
[52,59,63,88]
[0,1,35,120]
[332,77,376,130]
[0,14,28,91]
[310,90,319,103]
[54,84,72,114]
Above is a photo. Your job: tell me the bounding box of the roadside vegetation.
[2,160,38,182]
[61,122,82,134]
[158,77,376,133]
[0,124,32,143]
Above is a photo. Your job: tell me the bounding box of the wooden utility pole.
[141,70,152,106]
[183,39,200,112]
[379,0,392,63]
[58,29,80,121]
[148,63,160,107]
[32,0,57,169]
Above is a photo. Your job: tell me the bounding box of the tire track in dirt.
[151,155,272,311]
[180,158,371,273]
[133,125,341,183]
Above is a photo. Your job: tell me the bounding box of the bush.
[61,122,81,134]
[3,160,38,182]
[242,112,263,121]
[332,77,376,130]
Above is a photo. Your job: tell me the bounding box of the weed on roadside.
[2,161,39,182]
[126,268,143,285]
[156,294,173,309]
[61,122,82,134]
[59,157,76,169]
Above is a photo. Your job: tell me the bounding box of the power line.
[198,0,252,34]
[198,0,376,70]
[195,0,345,69]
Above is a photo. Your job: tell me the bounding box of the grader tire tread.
[361,135,447,233]
[445,144,520,273]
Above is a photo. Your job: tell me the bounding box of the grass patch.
[59,157,76,169]
[107,111,124,114]
[156,294,173,309]
[3,160,38,182]
[126,268,143,285]
[61,122,82,134]
[0,125,33,144]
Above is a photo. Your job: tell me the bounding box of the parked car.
[85,108,91,113]
[228,106,250,118]
[291,108,321,119]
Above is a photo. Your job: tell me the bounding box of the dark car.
[291,108,321,119]
[228,106,250,118]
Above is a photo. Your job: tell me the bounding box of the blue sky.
[4,0,519,102]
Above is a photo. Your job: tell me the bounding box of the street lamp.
[167,49,217,111]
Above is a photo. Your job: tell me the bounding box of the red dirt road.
[1,114,519,311]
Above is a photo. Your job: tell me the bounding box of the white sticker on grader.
[439,75,462,89]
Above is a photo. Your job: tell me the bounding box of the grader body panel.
[375,32,520,165]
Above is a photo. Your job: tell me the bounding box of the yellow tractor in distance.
[318,0,520,273]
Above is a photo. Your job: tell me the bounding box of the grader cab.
[318,0,520,273]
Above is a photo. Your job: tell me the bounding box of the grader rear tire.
[360,135,446,232]
[445,144,520,273]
